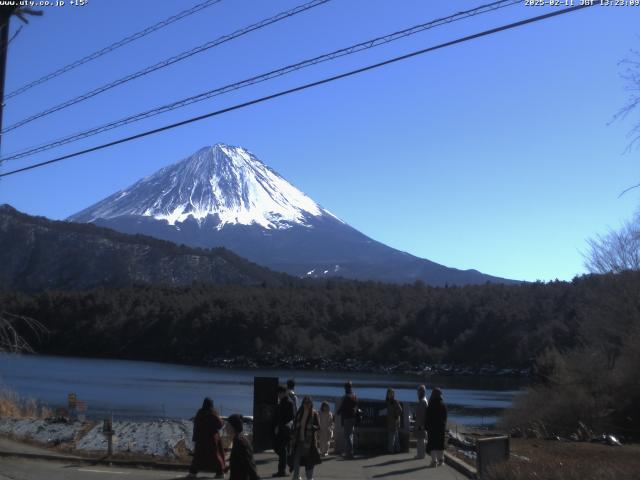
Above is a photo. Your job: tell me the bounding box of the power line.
[0,0,330,134]
[4,0,223,101]
[0,3,596,179]
[1,0,521,163]
[0,25,22,56]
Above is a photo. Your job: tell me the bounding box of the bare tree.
[614,49,640,152]
[610,50,640,198]
[584,216,640,273]
[0,311,47,353]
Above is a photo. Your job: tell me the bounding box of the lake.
[0,353,523,426]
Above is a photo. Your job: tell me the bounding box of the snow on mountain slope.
[69,143,340,230]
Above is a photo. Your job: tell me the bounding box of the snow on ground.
[76,420,193,458]
[0,418,83,445]
[0,417,196,459]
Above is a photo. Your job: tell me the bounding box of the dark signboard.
[356,400,388,428]
[357,400,405,429]
[252,377,279,452]
[334,399,410,453]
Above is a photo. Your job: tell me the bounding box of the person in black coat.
[188,397,226,478]
[425,388,447,468]
[336,381,358,459]
[272,385,295,477]
[225,414,259,480]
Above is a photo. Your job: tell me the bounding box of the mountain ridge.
[0,204,292,292]
[68,143,518,286]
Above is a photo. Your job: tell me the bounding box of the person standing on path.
[385,388,403,453]
[414,385,428,459]
[272,385,295,477]
[187,397,226,479]
[336,381,358,459]
[317,401,334,456]
[290,396,322,480]
[225,414,259,480]
[425,387,447,467]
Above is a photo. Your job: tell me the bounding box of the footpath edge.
[444,451,477,479]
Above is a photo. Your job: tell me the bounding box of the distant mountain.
[0,205,290,292]
[69,143,516,286]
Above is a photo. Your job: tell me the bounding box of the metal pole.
[0,9,12,156]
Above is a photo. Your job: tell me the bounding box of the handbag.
[354,408,363,426]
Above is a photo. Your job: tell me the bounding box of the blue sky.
[0,0,639,282]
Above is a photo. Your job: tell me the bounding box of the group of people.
[186,397,259,480]
[186,379,448,480]
[272,379,329,480]
[415,385,448,466]
[272,379,448,477]
[350,382,447,467]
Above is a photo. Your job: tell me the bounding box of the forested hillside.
[2,271,638,371]
[0,204,291,291]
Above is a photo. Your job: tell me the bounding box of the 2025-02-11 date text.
[525,0,640,6]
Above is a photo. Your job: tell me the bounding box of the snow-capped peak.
[68,143,341,230]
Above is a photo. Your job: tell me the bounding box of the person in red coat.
[187,397,226,478]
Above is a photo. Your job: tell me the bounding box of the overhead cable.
[0,3,597,179]
[1,0,520,162]
[4,0,224,100]
[0,0,330,133]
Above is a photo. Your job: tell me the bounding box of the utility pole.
[0,7,15,156]
[0,6,42,157]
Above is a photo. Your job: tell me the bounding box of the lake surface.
[0,354,523,426]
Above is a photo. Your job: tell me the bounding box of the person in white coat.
[414,385,428,459]
[317,401,334,456]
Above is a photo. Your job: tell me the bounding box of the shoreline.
[202,354,532,378]
[14,351,531,379]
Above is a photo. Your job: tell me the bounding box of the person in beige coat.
[317,401,334,456]
[385,388,403,453]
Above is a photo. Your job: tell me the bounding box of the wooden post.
[103,418,114,457]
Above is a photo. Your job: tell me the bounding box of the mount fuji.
[68,143,513,285]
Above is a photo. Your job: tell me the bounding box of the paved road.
[0,438,468,480]
[0,453,468,480]
[0,457,179,480]
[0,438,79,458]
